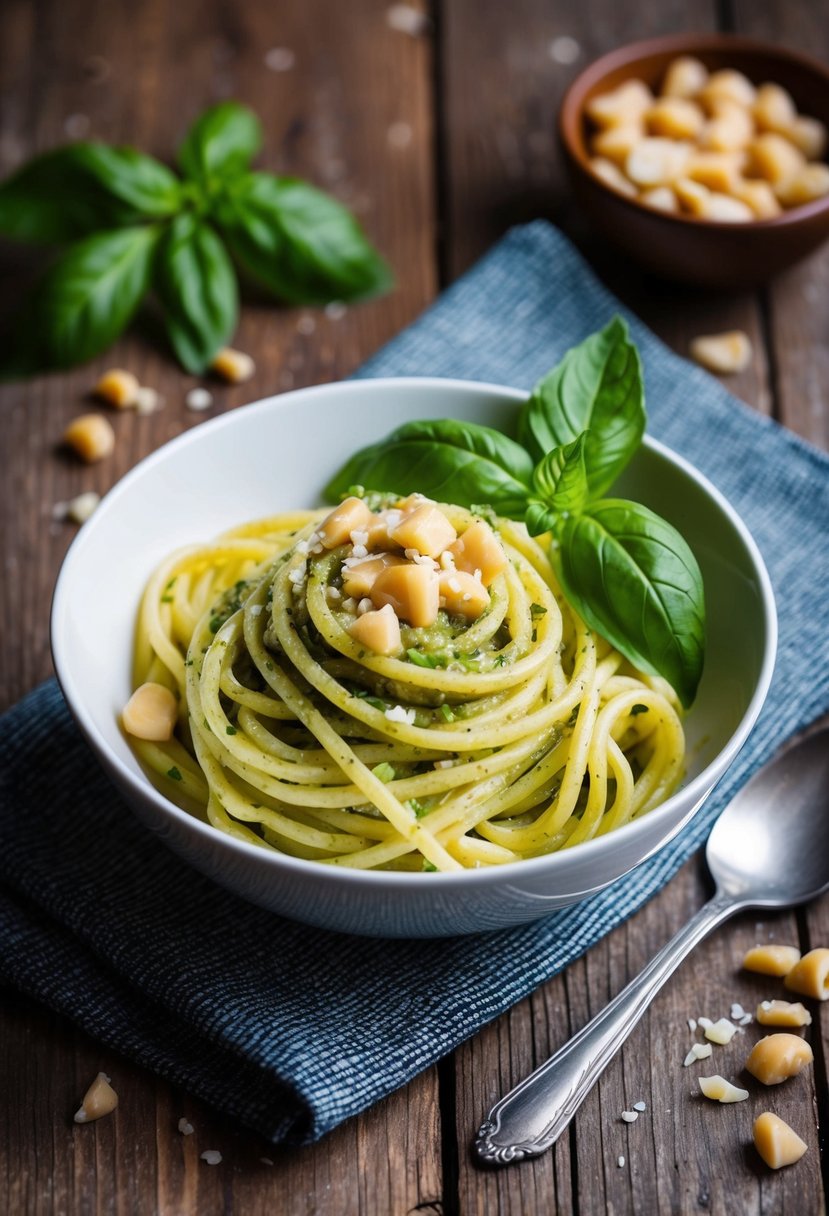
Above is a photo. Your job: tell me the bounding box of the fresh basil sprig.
[0,102,392,376]
[326,318,706,707]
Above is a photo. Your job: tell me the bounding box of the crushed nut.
[743,944,801,977]
[74,1072,118,1123]
[784,948,829,1000]
[753,1112,807,1169]
[63,413,115,463]
[698,1074,749,1103]
[756,999,812,1027]
[690,331,752,375]
[211,347,255,383]
[95,368,140,409]
[745,1033,814,1086]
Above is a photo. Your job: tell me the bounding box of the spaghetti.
[128,501,685,872]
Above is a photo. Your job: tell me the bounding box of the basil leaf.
[178,102,263,183]
[524,502,559,537]
[518,316,645,500]
[14,226,159,369]
[557,499,705,707]
[325,420,533,517]
[0,144,179,244]
[155,213,238,373]
[390,419,534,484]
[215,172,392,304]
[72,144,182,216]
[531,433,588,516]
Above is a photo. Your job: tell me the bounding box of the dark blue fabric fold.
[2,223,828,1144]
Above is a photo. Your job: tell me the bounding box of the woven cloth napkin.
[2,222,828,1146]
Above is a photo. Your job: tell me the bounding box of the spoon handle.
[475,891,739,1166]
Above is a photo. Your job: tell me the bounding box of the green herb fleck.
[407,799,427,818]
[631,703,649,716]
[407,648,447,669]
[161,594,174,604]
[422,859,438,872]
[208,615,223,633]
[530,603,547,617]
[371,762,396,783]
[167,766,183,781]
[226,724,237,735]
[439,704,455,722]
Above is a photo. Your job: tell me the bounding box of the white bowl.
[51,378,777,937]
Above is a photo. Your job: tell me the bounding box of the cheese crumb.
[385,704,416,725]
[178,1118,194,1135]
[617,1155,625,1168]
[621,1110,638,1123]
[683,1043,713,1066]
[66,491,101,524]
[185,388,213,411]
[633,1101,646,1112]
[200,1150,223,1165]
[688,1018,697,1032]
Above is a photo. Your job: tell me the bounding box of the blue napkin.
[2,223,828,1145]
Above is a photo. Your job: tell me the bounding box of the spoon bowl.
[707,729,829,907]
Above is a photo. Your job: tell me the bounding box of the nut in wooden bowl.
[559,34,829,287]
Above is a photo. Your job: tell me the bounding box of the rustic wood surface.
[1,0,827,1213]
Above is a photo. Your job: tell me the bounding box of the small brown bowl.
[559,33,829,288]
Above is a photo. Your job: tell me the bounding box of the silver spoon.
[475,728,829,1166]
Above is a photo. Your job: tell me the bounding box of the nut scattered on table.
[690,331,753,375]
[753,1112,808,1169]
[755,999,812,1027]
[66,491,101,525]
[783,947,829,1000]
[697,1074,749,1103]
[95,368,140,409]
[743,943,801,976]
[211,347,256,383]
[63,413,115,463]
[745,1032,814,1086]
[74,1072,118,1123]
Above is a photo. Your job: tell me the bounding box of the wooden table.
[2,1,827,1212]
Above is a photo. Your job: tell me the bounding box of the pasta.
[127,498,685,872]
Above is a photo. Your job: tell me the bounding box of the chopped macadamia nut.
[64,413,115,463]
[753,83,798,134]
[683,1043,713,1066]
[640,185,678,212]
[371,563,440,627]
[700,192,754,221]
[705,1017,738,1045]
[775,163,829,207]
[178,1117,195,1135]
[646,97,705,140]
[753,1112,807,1169]
[662,56,708,100]
[95,368,140,409]
[211,347,255,383]
[626,137,691,187]
[446,521,507,586]
[185,387,213,412]
[685,152,743,194]
[201,1150,222,1165]
[690,331,752,374]
[74,1072,118,1123]
[390,504,456,557]
[756,1000,812,1028]
[746,1033,814,1086]
[591,124,645,167]
[700,69,757,112]
[135,386,162,415]
[342,553,407,599]
[66,491,101,524]
[743,944,801,976]
[784,948,829,1000]
[318,497,374,550]
[439,570,489,621]
[789,115,828,160]
[674,176,711,215]
[698,1075,749,1103]
[122,682,178,742]
[747,133,805,183]
[700,104,754,152]
[590,157,638,197]
[586,80,653,129]
[348,604,402,656]
[732,179,782,219]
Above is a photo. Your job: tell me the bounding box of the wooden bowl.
[558,34,829,288]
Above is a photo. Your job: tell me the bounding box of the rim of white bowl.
[51,376,778,888]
